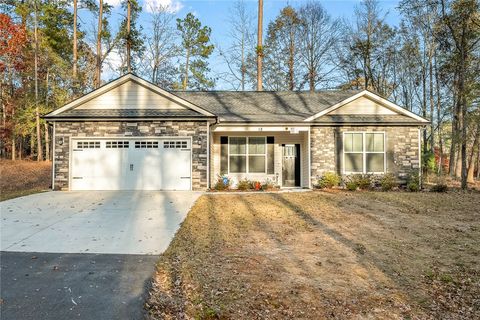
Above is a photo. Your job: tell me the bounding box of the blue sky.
[82,0,402,88]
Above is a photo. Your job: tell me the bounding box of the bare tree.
[218,0,255,91]
[298,1,341,91]
[140,3,179,87]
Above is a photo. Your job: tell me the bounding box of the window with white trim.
[228,137,267,173]
[343,132,385,173]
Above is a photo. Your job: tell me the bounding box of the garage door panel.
[70,138,191,191]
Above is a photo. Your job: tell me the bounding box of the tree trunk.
[455,146,462,178]
[288,29,295,91]
[467,126,479,183]
[435,54,443,174]
[256,0,263,91]
[127,0,131,73]
[241,27,245,91]
[34,0,43,161]
[11,136,15,161]
[476,145,480,180]
[95,0,103,88]
[183,50,190,90]
[18,137,22,160]
[44,123,50,161]
[428,52,435,152]
[73,0,78,81]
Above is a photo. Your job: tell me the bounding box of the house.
[44,73,428,191]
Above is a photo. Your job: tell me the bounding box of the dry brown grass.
[0,160,51,201]
[146,190,480,320]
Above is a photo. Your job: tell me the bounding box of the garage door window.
[164,141,188,149]
[106,141,129,148]
[77,141,100,149]
[135,141,159,148]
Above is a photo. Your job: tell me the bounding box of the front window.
[343,132,385,173]
[229,137,266,173]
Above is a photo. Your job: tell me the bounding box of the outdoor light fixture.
[59,137,64,146]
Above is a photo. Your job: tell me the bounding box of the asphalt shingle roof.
[172,90,361,122]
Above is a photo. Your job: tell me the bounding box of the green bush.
[431,183,448,192]
[354,174,373,190]
[346,181,358,191]
[213,175,231,191]
[237,179,251,191]
[422,150,436,174]
[316,172,341,189]
[380,173,397,191]
[407,172,420,192]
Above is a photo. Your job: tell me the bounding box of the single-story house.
[44,73,428,191]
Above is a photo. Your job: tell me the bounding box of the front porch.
[209,125,310,189]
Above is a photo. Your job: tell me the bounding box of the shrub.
[431,183,448,192]
[261,179,275,191]
[346,181,358,191]
[213,175,231,191]
[354,174,373,190]
[422,150,436,174]
[407,172,420,192]
[380,173,397,191]
[316,172,341,189]
[237,179,251,191]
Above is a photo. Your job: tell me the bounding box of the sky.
[79,0,402,89]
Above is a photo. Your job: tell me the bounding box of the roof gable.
[304,90,429,123]
[46,74,215,118]
[328,96,397,115]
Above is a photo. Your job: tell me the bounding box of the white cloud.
[144,0,184,13]
[104,0,122,7]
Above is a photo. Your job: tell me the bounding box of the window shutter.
[267,136,274,174]
[220,136,228,175]
[386,134,395,174]
[334,129,343,175]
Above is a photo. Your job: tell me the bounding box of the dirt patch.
[0,160,51,201]
[145,191,480,319]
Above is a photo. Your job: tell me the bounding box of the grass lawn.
[146,191,480,319]
[0,160,51,201]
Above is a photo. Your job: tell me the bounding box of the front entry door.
[282,144,300,187]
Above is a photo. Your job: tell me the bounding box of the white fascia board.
[212,125,310,132]
[46,73,216,118]
[304,90,429,123]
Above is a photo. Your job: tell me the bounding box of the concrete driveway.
[1,191,201,254]
[0,191,201,319]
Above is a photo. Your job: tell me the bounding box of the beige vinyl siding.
[76,80,187,110]
[211,131,309,188]
[329,96,397,115]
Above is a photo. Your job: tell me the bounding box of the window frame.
[343,132,386,174]
[228,136,267,174]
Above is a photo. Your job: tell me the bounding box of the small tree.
[176,13,215,90]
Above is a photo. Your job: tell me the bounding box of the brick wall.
[310,126,420,186]
[53,121,208,190]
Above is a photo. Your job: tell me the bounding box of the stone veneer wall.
[53,121,208,190]
[310,126,420,186]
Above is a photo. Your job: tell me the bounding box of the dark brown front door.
[282,144,300,187]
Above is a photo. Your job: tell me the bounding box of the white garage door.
[70,138,191,190]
